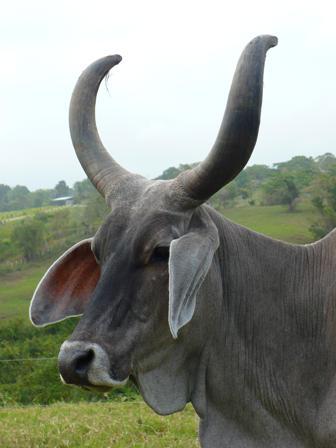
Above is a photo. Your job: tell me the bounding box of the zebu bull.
[29,35,336,447]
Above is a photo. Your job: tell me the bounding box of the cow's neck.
[193,207,336,447]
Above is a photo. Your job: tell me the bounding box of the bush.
[310,164,336,238]
[0,319,138,406]
[262,173,299,212]
[11,219,45,262]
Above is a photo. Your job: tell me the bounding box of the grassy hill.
[0,262,50,320]
[224,203,316,244]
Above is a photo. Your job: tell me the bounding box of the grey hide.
[30,36,336,447]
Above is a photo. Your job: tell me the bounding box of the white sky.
[1,0,335,190]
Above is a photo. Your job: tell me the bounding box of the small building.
[51,196,74,206]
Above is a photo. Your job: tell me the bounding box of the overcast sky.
[1,0,335,190]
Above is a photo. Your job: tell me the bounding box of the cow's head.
[30,35,277,414]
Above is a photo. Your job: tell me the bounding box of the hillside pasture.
[224,204,317,244]
[0,262,50,320]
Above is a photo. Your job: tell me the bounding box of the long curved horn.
[172,35,278,205]
[69,55,143,202]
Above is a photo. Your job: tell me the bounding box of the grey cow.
[30,36,336,447]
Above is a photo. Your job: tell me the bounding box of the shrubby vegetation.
[262,173,299,212]
[0,319,137,406]
[0,188,107,273]
[309,162,336,238]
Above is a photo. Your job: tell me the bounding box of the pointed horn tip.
[93,54,122,79]
[80,54,123,81]
[113,54,122,64]
[248,35,278,52]
[258,34,278,49]
[105,54,122,65]
[267,35,278,48]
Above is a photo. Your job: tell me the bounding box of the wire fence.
[0,357,57,363]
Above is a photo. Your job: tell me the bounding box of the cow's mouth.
[83,381,128,393]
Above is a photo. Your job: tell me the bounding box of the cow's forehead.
[100,179,194,237]
[92,197,193,261]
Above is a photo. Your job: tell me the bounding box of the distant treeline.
[158,152,336,238]
[0,179,97,212]
[2,152,336,216]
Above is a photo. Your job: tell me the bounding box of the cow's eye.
[150,246,170,263]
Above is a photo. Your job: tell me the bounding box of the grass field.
[224,204,317,244]
[0,402,198,447]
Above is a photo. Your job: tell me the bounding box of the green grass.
[0,261,51,320]
[0,402,198,447]
[223,204,317,244]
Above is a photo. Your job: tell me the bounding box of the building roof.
[51,196,73,202]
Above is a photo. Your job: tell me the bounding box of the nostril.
[74,349,94,376]
[59,342,111,387]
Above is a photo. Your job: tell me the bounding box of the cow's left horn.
[69,55,145,203]
[172,35,278,206]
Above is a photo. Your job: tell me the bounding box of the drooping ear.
[168,217,219,339]
[30,239,100,327]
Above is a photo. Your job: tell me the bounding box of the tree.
[273,155,318,189]
[310,164,336,238]
[0,184,11,211]
[81,192,109,234]
[31,189,53,208]
[262,173,299,212]
[12,219,45,261]
[73,178,96,203]
[314,153,336,172]
[156,163,198,180]
[49,208,71,239]
[54,180,71,198]
[156,166,181,180]
[210,182,239,209]
[7,185,31,210]
[235,164,273,190]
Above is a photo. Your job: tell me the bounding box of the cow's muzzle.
[58,341,128,389]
